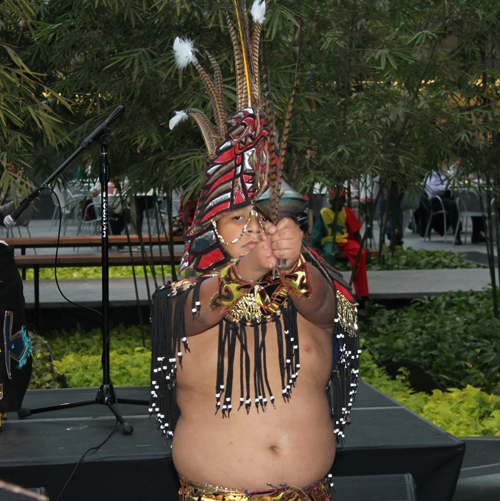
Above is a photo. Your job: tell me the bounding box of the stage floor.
[0,381,492,501]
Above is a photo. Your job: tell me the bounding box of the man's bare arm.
[182,234,277,337]
[267,218,336,330]
[288,263,336,330]
[180,217,335,336]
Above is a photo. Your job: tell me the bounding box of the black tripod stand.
[16,107,148,434]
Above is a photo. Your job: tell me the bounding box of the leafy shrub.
[334,247,480,272]
[29,324,151,389]
[359,289,500,395]
[368,247,481,270]
[360,349,500,437]
[334,247,481,271]
[26,248,479,280]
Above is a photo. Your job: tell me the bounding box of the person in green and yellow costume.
[313,189,369,299]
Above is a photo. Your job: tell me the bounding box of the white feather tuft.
[169,111,189,130]
[251,0,266,24]
[173,37,197,69]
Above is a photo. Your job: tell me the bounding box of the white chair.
[52,185,89,235]
[77,202,101,236]
[402,188,423,234]
[455,190,483,244]
[424,195,448,243]
[51,187,77,234]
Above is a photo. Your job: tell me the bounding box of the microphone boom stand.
[17,106,148,434]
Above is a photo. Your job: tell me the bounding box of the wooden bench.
[5,236,378,259]
[11,235,378,326]
[5,234,185,280]
[4,234,184,254]
[14,251,183,268]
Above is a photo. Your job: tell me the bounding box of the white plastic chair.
[424,195,448,243]
[455,190,483,244]
[51,187,77,234]
[77,202,102,236]
[402,188,423,234]
[54,185,90,236]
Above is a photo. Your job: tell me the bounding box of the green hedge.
[334,247,480,272]
[360,349,500,437]
[25,265,179,280]
[360,289,500,395]
[29,325,151,389]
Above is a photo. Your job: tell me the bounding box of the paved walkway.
[21,268,495,309]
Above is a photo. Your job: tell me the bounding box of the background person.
[379,181,404,249]
[90,178,129,235]
[312,188,369,300]
[417,164,463,245]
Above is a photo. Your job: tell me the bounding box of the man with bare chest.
[151,204,358,500]
[150,2,359,499]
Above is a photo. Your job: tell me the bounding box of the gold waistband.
[179,476,332,501]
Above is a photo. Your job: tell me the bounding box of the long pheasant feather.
[233,0,253,107]
[225,11,248,111]
[206,51,227,123]
[250,24,262,108]
[279,19,303,165]
[192,60,227,139]
[185,108,219,157]
[263,69,282,225]
[173,37,227,140]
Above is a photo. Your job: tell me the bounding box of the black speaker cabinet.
[333,473,416,501]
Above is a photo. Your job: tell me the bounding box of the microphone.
[3,195,34,227]
[3,214,15,227]
[3,197,31,228]
[104,105,125,126]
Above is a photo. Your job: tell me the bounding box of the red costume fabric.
[338,239,369,297]
[313,206,368,298]
[338,208,368,297]
[343,207,362,234]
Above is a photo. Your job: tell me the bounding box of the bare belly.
[172,315,335,490]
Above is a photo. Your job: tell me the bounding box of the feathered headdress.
[155,3,360,444]
[171,0,300,273]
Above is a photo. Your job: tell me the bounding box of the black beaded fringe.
[214,300,300,418]
[150,276,359,444]
[328,318,360,443]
